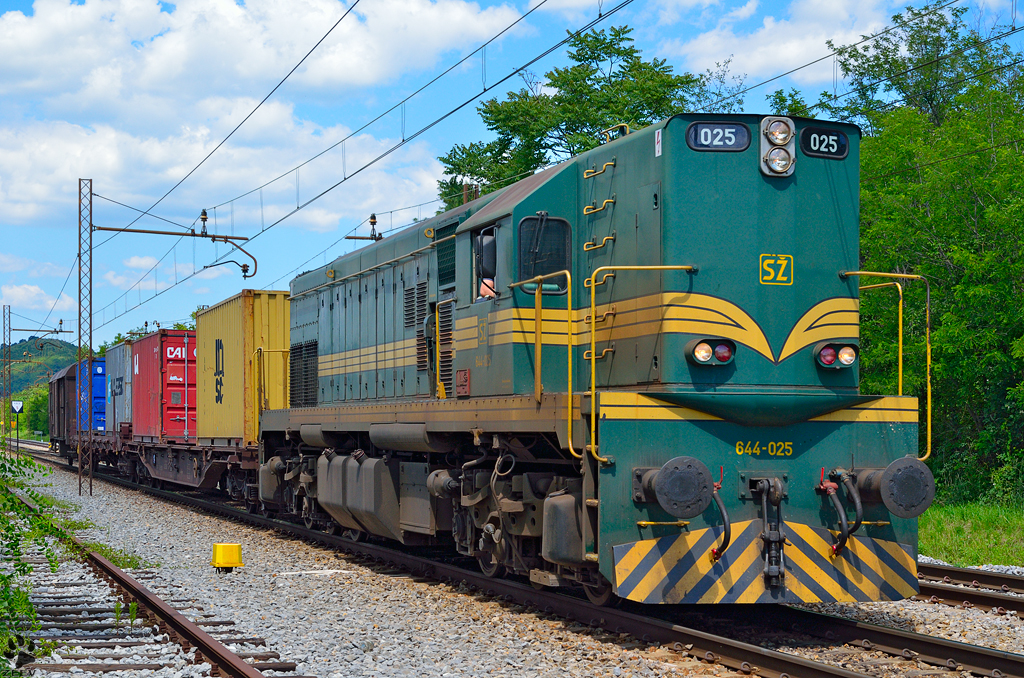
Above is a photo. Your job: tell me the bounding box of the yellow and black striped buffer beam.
[612,520,918,604]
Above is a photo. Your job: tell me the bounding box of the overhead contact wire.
[95,0,636,328]
[207,0,554,211]
[101,0,363,249]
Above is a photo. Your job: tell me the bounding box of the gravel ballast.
[29,466,1024,676]
[32,469,737,678]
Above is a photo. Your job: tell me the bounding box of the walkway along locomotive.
[257,113,936,605]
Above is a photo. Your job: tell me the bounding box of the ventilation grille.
[438,300,454,397]
[435,222,458,287]
[289,340,319,408]
[403,287,416,328]
[413,281,430,371]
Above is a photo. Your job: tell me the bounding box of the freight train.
[51,113,935,606]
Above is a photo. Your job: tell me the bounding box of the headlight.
[693,342,713,362]
[766,148,793,173]
[766,120,792,145]
[838,346,857,365]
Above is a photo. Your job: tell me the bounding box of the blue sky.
[0,0,1017,346]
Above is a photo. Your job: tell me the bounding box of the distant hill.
[3,337,78,394]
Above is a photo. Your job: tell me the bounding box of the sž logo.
[759,254,794,286]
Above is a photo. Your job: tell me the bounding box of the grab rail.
[586,265,696,464]
[508,270,580,458]
[841,271,931,461]
[584,159,616,179]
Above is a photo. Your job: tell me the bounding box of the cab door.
[635,181,663,383]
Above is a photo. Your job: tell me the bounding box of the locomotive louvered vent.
[414,280,430,371]
[438,299,454,396]
[289,340,319,408]
[435,222,458,287]
[403,287,416,328]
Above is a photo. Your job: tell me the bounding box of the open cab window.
[473,224,499,301]
[518,212,571,293]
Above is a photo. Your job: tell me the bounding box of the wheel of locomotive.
[476,552,506,578]
[341,528,366,542]
[582,578,618,607]
[259,502,277,520]
[245,498,259,515]
[303,513,315,529]
[323,522,342,536]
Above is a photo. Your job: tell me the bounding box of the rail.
[859,282,903,394]
[508,270,580,458]
[587,265,696,464]
[841,271,932,461]
[16,490,264,678]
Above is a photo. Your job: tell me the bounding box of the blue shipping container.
[76,358,106,432]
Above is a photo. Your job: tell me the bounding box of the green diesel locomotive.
[258,113,935,605]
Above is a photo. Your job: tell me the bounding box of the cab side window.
[518,212,571,292]
[474,225,498,300]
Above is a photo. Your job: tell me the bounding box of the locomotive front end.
[586,115,934,604]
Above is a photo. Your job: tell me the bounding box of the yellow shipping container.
[196,290,289,445]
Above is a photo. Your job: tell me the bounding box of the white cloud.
[0,252,69,277]
[0,0,521,132]
[0,283,75,311]
[102,269,170,292]
[124,255,159,269]
[660,0,891,86]
[0,253,32,272]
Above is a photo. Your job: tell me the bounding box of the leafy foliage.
[0,448,66,656]
[437,26,744,211]
[2,337,76,395]
[827,3,1024,503]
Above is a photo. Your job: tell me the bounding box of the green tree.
[818,4,1013,132]
[24,386,48,435]
[437,26,744,211]
[835,3,1024,503]
[766,88,814,117]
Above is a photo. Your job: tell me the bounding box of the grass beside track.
[920,502,1024,567]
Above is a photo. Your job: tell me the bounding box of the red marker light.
[820,347,837,365]
[714,344,732,362]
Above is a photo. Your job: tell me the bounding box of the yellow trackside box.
[197,289,289,446]
[211,543,244,568]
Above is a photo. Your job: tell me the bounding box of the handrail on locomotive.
[507,270,580,459]
[586,265,698,465]
[840,270,932,462]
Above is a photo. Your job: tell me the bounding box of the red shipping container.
[132,329,197,442]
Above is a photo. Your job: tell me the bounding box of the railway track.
[20,441,1024,678]
[917,563,1024,617]
[10,471,309,678]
